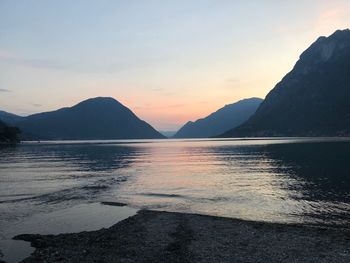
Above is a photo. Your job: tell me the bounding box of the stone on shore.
[14,210,350,263]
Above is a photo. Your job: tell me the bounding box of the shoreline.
[0,203,137,263]
[14,209,350,263]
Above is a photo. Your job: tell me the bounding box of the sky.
[1,0,350,131]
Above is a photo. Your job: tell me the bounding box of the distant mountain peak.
[10,97,165,140]
[174,97,262,138]
[81,96,119,102]
[222,29,350,137]
[0,110,23,125]
[75,97,123,107]
[299,28,350,66]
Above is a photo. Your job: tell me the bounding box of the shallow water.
[0,202,137,262]
[1,138,350,261]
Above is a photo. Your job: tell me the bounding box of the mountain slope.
[174,98,262,138]
[222,29,350,137]
[0,110,23,125]
[15,97,165,140]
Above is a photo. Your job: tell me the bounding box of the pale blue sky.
[1,0,350,130]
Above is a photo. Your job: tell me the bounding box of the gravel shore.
[14,210,350,263]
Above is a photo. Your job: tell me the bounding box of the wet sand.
[15,210,350,263]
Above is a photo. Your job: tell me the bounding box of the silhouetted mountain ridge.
[222,29,350,137]
[0,110,23,125]
[174,98,262,138]
[2,97,165,140]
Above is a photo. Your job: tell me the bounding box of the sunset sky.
[1,0,350,130]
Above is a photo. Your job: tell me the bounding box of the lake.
[1,138,350,261]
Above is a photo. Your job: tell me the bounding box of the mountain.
[12,97,165,140]
[174,98,262,138]
[0,110,23,125]
[221,29,350,137]
[160,131,177,138]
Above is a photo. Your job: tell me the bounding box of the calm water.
[1,138,350,260]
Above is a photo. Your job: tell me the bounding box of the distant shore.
[15,210,350,263]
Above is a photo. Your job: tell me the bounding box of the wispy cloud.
[151,87,176,96]
[0,88,11,92]
[152,88,163,92]
[31,103,42,107]
[0,54,72,70]
[312,3,350,36]
[0,53,167,74]
[226,78,240,84]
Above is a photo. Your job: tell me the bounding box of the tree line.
[0,120,20,143]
